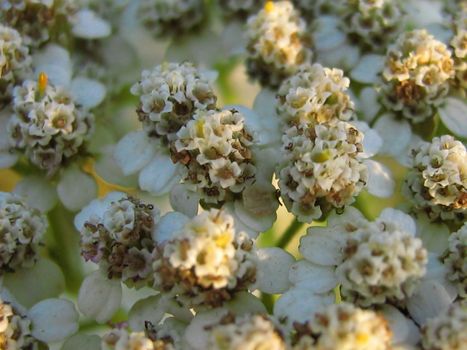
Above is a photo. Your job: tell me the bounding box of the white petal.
[70,77,106,109]
[33,44,72,87]
[299,231,344,266]
[254,248,294,294]
[139,154,181,196]
[253,88,277,119]
[29,298,79,343]
[72,9,111,39]
[288,260,337,293]
[374,114,411,157]
[129,295,165,331]
[3,258,65,308]
[74,191,126,231]
[233,199,275,234]
[416,215,450,254]
[327,206,366,227]
[94,145,139,188]
[114,131,155,176]
[57,166,97,212]
[358,87,380,122]
[314,16,346,51]
[78,271,122,323]
[438,97,467,138]
[380,305,410,345]
[221,20,247,56]
[61,333,101,350]
[14,176,57,212]
[169,184,199,218]
[396,134,424,167]
[365,159,395,198]
[405,0,445,27]
[152,212,189,244]
[351,54,385,84]
[183,309,227,350]
[274,288,334,330]
[352,121,382,158]
[406,280,452,325]
[0,151,18,168]
[224,292,266,316]
[377,208,416,236]
[317,43,360,70]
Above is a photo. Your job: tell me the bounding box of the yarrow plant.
[0,1,466,349]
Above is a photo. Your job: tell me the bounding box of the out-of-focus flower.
[291,303,393,350]
[245,1,313,87]
[420,303,467,350]
[0,25,31,105]
[403,135,467,224]
[441,223,467,298]
[102,325,175,350]
[219,0,264,19]
[291,0,340,20]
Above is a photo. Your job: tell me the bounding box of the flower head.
[138,0,206,38]
[245,1,313,87]
[131,62,217,146]
[292,303,393,350]
[276,64,355,128]
[0,25,31,104]
[291,0,340,20]
[79,194,159,287]
[207,313,286,350]
[7,75,94,175]
[381,29,455,123]
[441,222,467,298]
[173,109,256,205]
[102,326,174,350]
[450,11,467,95]
[219,0,264,19]
[0,192,47,274]
[278,121,368,222]
[403,135,467,223]
[153,209,257,308]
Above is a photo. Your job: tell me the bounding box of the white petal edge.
[61,333,101,350]
[139,153,181,196]
[350,54,385,84]
[14,176,57,212]
[288,260,337,294]
[72,9,111,39]
[358,87,380,123]
[114,131,155,176]
[128,295,165,331]
[33,44,72,87]
[377,208,416,236]
[365,159,395,198]
[254,247,295,294]
[57,166,97,212]
[70,77,106,109]
[438,97,467,138]
[152,211,189,244]
[169,184,199,218]
[374,113,412,157]
[299,231,344,266]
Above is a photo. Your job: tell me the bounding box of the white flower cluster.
[80,196,159,287]
[336,219,427,306]
[0,25,31,103]
[245,1,313,87]
[0,299,40,349]
[102,327,174,350]
[7,77,94,175]
[207,313,286,350]
[291,303,392,350]
[131,62,217,146]
[450,11,467,95]
[278,121,368,222]
[219,0,264,19]
[276,64,355,127]
[0,0,76,47]
[291,0,340,19]
[340,0,403,52]
[0,192,47,273]
[381,29,455,123]
[173,109,256,205]
[403,135,467,223]
[441,223,467,298]
[138,0,205,38]
[421,304,467,350]
[153,209,257,308]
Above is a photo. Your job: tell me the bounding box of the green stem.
[261,293,275,315]
[47,205,84,294]
[276,218,305,249]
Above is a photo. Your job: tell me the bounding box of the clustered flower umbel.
[7,74,94,175]
[138,0,206,38]
[102,325,174,350]
[80,196,159,287]
[340,0,403,53]
[336,218,427,306]
[403,135,467,223]
[291,0,340,20]
[450,10,467,95]
[173,109,256,205]
[276,64,355,128]
[0,25,31,104]
[207,313,286,350]
[0,299,40,349]
[245,1,313,88]
[153,209,257,308]
[381,29,455,123]
[278,121,368,223]
[291,303,393,350]
[131,62,217,147]
[441,223,467,298]
[0,192,47,274]
[421,303,467,350]
[0,0,76,47]
[219,0,264,19]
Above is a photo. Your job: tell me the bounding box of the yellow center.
[264,1,275,13]
[356,332,370,345]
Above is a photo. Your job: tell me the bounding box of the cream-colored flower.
[441,222,467,298]
[102,327,174,350]
[245,1,313,87]
[0,299,39,350]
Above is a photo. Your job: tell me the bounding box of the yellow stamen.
[333,285,342,304]
[264,1,275,13]
[312,149,331,163]
[356,332,370,345]
[37,72,48,97]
